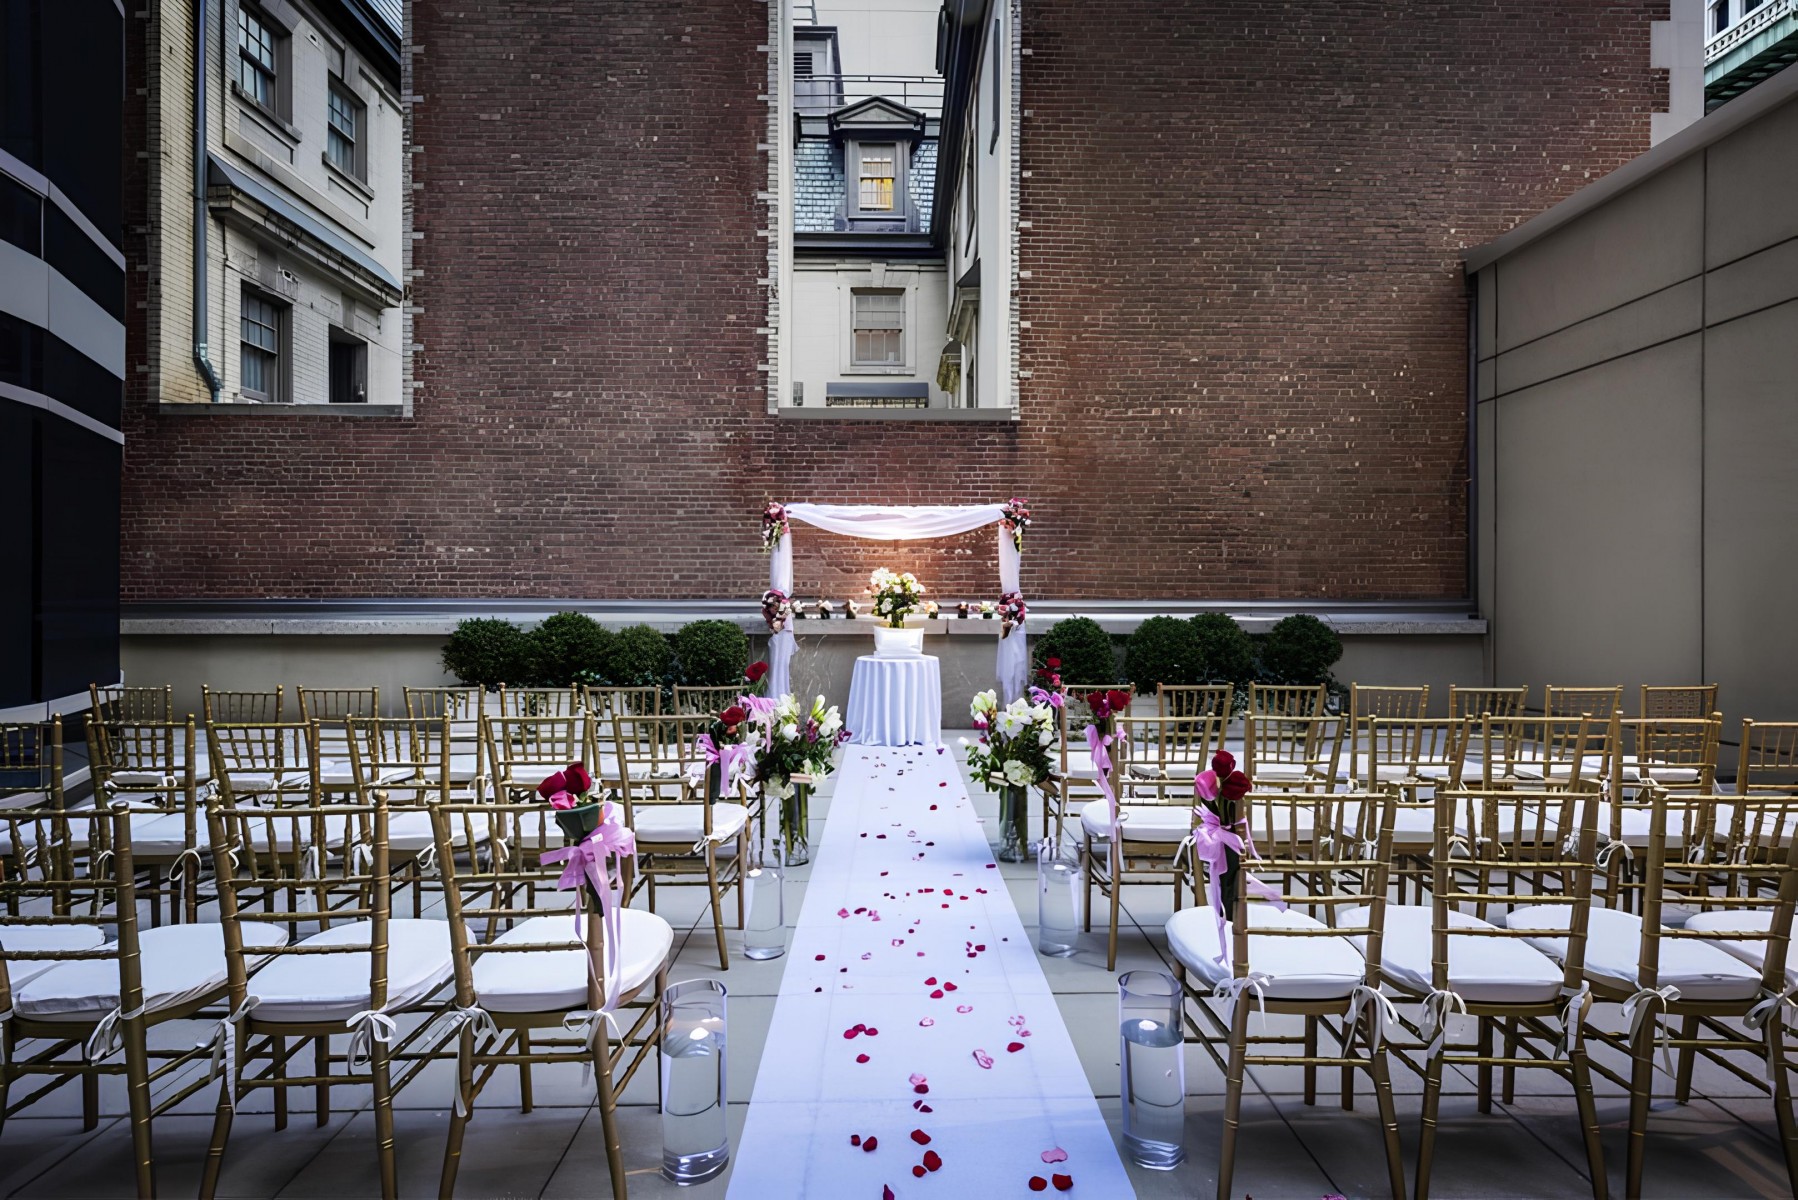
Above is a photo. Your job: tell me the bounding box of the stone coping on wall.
[122,600,1486,638]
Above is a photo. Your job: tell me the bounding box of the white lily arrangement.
[963,689,1057,789]
[868,568,926,628]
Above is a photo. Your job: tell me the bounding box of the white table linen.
[844,654,942,747]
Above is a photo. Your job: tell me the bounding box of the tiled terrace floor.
[3,734,1791,1198]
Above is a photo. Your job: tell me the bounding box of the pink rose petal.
[973,1048,994,1069]
[855,1053,870,1064]
[909,1072,928,1087]
[956,1004,973,1013]
[1040,1148,1069,1164]
[918,1017,934,1027]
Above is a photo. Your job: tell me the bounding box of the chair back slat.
[1447,684,1528,720]
[89,683,174,724]
[203,685,284,725]
[672,685,747,717]
[1115,713,1226,779]
[0,717,64,809]
[1641,684,1719,721]
[498,686,582,719]
[583,686,664,719]
[1739,720,1798,796]
[484,715,587,802]
[1156,684,1234,720]
[1244,713,1343,790]
[207,721,317,802]
[1543,685,1623,720]
[0,804,141,1011]
[1249,683,1326,718]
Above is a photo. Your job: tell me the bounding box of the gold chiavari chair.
[347,715,473,916]
[206,720,318,800]
[1244,712,1344,794]
[1738,720,1798,797]
[607,712,748,971]
[1403,785,1608,1200]
[429,797,672,1199]
[1477,710,1617,793]
[1122,711,1228,782]
[403,686,490,792]
[89,683,173,724]
[1168,788,1406,1200]
[1641,683,1720,721]
[1249,682,1328,717]
[1155,683,1234,721]
[1339,716,1472,903]
[1,802,269,1197]
[1448,685,1529,720]
[483,715,590,860]
[498,685,582,719]
[0,718,65,891]
[200,789,454,1200]
[86,716,203,924]
[202,685,284,725]
[1047,687,1130,846]
[1080,773,1202,972]
[1351,683,1430,721]
[1544,684,1624,721]
[671,684,747,717]
[1513,789,1798,1198]
[582,685,664,721]
[297,686,383,802]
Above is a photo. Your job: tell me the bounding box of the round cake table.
[844,654,943,747]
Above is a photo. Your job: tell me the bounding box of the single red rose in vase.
[564,761,592,794]
[745,661,769,683]
[537,770,567,799]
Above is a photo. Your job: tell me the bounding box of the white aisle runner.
[730,746,1135,1198]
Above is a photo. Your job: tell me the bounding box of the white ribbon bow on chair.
[1556,981,1592,1059]
[563,1008,623,1087]
[1744,983,1798,1084]
[85,1003,147,1063]
[346,1009,400,1070]
[1421,988,1468,1058]
[198,996,260,1108]
[1621,984,1682,1075]
[1213,971,1273,1036]
[440,1005,500,1117]
[168,846,205,885]
[1345,985,1401,1055]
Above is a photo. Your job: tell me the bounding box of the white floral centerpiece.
[745,693,848,864]
[868,568,927,657]
[963,689,1059,860]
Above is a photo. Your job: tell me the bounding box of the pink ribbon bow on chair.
[542,805,637,1037]
[1086,723,1120,827]
[694,733,756,792]
[1186,770,1286,964]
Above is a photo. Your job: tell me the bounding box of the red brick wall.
[119,1,1665,604]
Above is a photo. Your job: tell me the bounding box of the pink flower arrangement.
[998,591,1026,639]
[761,502,789,552]
[999,497,1031,551]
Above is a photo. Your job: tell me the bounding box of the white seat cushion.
[1505,905,1762,1001]
[1128,760,1201,781]
[1079,800,1192,844]
[631,802,749,845]
[16,923,288,1020]
[1338,802,1437,850]
[125,811,194,857]
[1595,802,1701,849]
[0,923,107,988]
[1335,755,1419,783]
[1167,905,1366,1001]
[472,911,674,1014]
[1341,904,1564,1004]
[1418,759,1479,783]
[1680,910,1794,986]
[1061,750,1099,780]
[1250,762,1312,781]
[249,919,456,1024]
[386,809,488,854]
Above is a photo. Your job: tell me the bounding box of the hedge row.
[1031,614,1344,698]
[441,615,748,690]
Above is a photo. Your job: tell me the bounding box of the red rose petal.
[910,1129,931,1145]
[925,976,938,985]
[1040,1148,1068,1164]
[1029,1178,1048,1192]
[1007,1042,1025,1053]
[863,1136,878,1152]
[1052,1174,1074,1191]
[923,1150,943,1172]
[929,989,944,999]
[850,1134,862,1146]
[866,1027,879,1036]
[853,1051,871,1063]
[944,981,958,992]
[884,1188,895,1200]
[912,1165,926,1178]
[917,1102,933,1112]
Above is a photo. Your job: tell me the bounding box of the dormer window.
[857,145,897,212]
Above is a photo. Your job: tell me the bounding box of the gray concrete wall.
[1472,86,1798,724]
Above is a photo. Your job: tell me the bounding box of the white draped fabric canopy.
[765,503,1026,704]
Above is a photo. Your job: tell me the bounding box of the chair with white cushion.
[1048,687,1129,846]
[1245,712,1344,795]
[0,718,66,896]
[608,712,746,971]
[206,719,319,800]
[1121,711,1228,783]
[1476,711,1616,793]
[1081,774,1203,972]
[87,715,204,925]
[1340,717,1471,903]
[1738,719,1798,798]
[297,687,383,804]
[199,789,452,1200]
[429,797,671,1198]
[1513,790,1798,1198]
[484,714,590,842]
[347,715,485,916]
[1408,784,1608,1200]
[89,683,174,724]
[404,686,489,792]
[1168,787,1405,1200]
[1595,718,1723,912]
[2,802,279,1197]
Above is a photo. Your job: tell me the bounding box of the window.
[1712,1,1731,34]
[327,81,365,180]
[329,329,367,403]
[239,289,283,401]
[857,145,896,212]
[852,291,904,366]
[236,6,279,111]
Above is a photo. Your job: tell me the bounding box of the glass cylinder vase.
[996,783,1030,863]
[779,784,810,866]
[1118,970,1187,1170]
[660,979,729,1184]
[1036,839,1083,957]
[743,858,786,961]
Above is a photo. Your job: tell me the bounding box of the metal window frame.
[238,286,286,403]
[326,79,365,180]
[850,288,906,367]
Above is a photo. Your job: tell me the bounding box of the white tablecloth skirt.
[844,654,942,747]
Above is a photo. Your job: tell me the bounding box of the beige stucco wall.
[791,261,952,407]
[1473,88,1798,726]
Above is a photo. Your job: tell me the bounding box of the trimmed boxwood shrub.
[673,620,750,687]
[604,624,674,687]
[529,611,613,687]
[1190,613,1257,687]
[1259,614,1344,687]
[441,618,532,690]
[1033,616,1118,686]
[1124,616,1201,693]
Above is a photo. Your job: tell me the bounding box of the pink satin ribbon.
[542,805,637,1025]
[694,733,756,791]
[1187,806,1287,964]
[1086,723,1120,826]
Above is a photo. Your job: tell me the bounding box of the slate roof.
[795,138,936,233]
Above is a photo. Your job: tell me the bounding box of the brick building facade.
[118,2,1669,607]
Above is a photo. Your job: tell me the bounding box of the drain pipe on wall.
[192,0,222,401]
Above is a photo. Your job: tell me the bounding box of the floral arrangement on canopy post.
[761,502,789,553]
[964,688,1059,862]
[761,589,793,634]
[747,692,849,866]
[998,591,1026,639]
[1000,497,1031,551]
[868,568,925,628]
